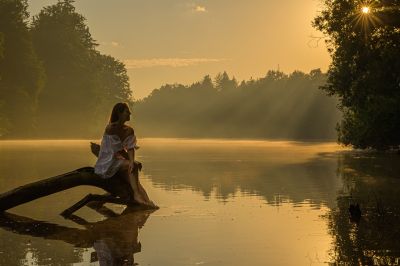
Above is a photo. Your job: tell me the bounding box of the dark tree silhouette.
[313,0,400,149]
[30,0,132,138]
[0,0,45,137]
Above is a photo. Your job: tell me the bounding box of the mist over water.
[1,139,400,265]
[0,139,360,265]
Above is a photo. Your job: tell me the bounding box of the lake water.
[0,139,400,265]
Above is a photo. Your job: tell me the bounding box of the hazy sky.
[28,0,331,99]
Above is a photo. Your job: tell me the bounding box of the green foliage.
[215,71,238,91]
[0,0,132,138]
[0,0,45,137]
[0,32,4,59]
[134,70,340,140]
[90,52,133,133]
[0,28,10,138]
[30,0,132,137]
[31,0,96,136]
[313,0,400,149]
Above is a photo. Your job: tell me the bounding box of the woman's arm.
[127,148,135,173]
[124,126,137,173]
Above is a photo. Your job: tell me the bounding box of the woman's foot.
[133,194,147,205]
[146,200,159,209]
[134,198,158,209]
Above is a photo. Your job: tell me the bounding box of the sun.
[361,6,370,14]
[352,3,381,32]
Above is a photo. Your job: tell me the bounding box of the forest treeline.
[0,0,340,140]
[0,0,132,138]
[134,70,341,140]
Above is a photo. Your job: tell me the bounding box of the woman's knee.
[117,160,128,175]
[118,160,128,170]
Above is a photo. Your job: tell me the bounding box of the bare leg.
[132,168,157,207]
[119,161,146,205]
[131,163,155,206]
[138,183,150,202]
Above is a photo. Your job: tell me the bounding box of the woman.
[94,102,156,207]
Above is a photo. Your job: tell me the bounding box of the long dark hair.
[109,102,129,123]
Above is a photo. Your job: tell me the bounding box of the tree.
[31,0,97,136]
[0,32,7,136]
[314,0,400,149]
[0,32,4,59]
[215,71,237,91]
[90,52,133,134]
[0,0,45,137]
[31,0,132,137]
[134,70,340,139]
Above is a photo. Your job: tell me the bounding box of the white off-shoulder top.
[94,134,138,178]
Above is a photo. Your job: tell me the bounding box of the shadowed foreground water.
[0,139,399,265]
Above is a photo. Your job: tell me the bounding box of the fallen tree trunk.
[0,142,139,212]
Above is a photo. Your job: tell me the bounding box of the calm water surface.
[0,139,400,265]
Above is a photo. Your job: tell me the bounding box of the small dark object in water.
[349,203,362,222]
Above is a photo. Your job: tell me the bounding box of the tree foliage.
[30,0,132,137]
[0,0,132,138]
[134,70,340,140]
[90,52,133,132]
[31,0,99,136]
[0,0,45,137]
[0,32,6,136]
[314,0,400,149]
[0,32,4,58]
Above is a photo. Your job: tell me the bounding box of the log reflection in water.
[329,151,400,265]
[0,207,155,265]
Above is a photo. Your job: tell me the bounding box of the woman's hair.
[109,102,129,123]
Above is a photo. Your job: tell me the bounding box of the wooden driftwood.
[0,142,144,215]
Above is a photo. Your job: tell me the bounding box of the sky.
[28,0,331,99]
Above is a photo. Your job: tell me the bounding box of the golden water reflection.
[1,139,398,265]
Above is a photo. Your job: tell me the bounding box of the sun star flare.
[361,6,370,14]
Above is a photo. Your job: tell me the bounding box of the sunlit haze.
[28,0,331,99]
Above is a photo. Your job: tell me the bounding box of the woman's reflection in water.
[89,207,150,265]
[0,206,155,266]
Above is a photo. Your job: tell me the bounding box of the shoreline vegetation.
[0,0,132,139]
[0,137,339,143]
[0,0,340,142]
[134,70,340,140]
[2,1,398,149]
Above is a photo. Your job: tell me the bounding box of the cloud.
[123,58,224,69]
[100,41,121,48]
[194,5,206,12]
[111,41,120,47]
